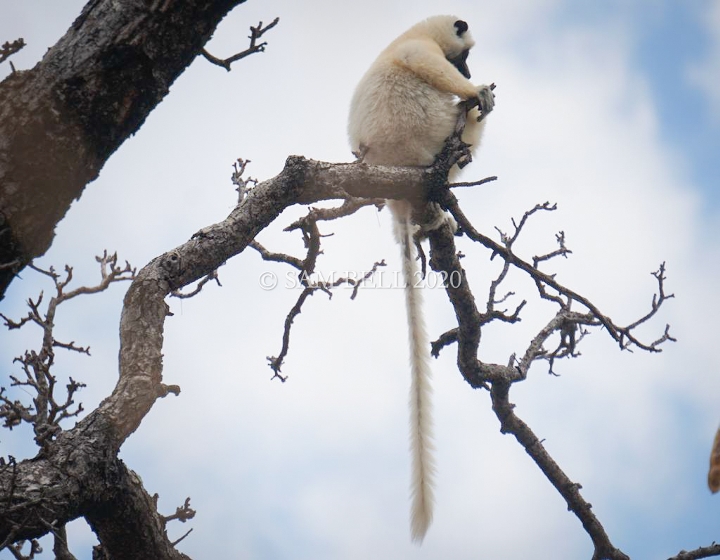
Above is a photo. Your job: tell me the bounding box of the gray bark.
[0,154,425,558]
[0,0,246,299]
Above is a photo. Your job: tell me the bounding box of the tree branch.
[0,0,250,299]
[0,39,25,67]
[421,105,677,557]
[668,544,720,560]
[0,93,682,557]
[490,381,629,560]
[0,252,134,449]
[202,18,280,71]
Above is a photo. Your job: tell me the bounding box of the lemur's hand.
[477,83,496,121]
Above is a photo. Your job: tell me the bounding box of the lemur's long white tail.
[395,209,435,543]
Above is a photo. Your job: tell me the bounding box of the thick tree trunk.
[0,414,189,560]
[0,0,246,299]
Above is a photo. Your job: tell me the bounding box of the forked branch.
[246,170,386,380]
[419,101,680,558]
[202,18,280,71]
[0,252,135,449]
[0,38,25,67]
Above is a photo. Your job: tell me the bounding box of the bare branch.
[7,539,42,560]
[534,230,572,265]
[51,524,76,560]
[287,198,385,226]
[440,190,672,353]
[431,328,457,358]
[506,202,558,248]
[0,38,25,67]
[0,252,134,448]
[667,544,720,560]
[267,286,316,381]
[419,102,677,557]
[162,497,196,525]
[0,107,674,555]
[490,381,629,560]
[264,246,386,380]
[616,262,676,351]
[170,270,221,299]
[232,158,258,203]
[352,261,386,299]
[170,529,193,548]
[449,175,498,189]
[256,191,388,379]
[202,17,280,71]
[516,308,599,377]
[427,223,493,388]
[52,340,90,354]
[250,241,304,270]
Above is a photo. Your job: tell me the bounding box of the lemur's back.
[348,51,460,167]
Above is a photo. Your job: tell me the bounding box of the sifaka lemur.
[348,15,494,542]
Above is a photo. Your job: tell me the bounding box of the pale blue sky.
[573,2,720,208]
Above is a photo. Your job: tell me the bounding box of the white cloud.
[688,0,720,119]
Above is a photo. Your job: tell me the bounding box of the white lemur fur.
[348,15,494,543]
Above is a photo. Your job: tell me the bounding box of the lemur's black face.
[449,20,471,79]
[448,49,471,79]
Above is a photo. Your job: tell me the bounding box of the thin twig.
[449,176,498,189]
[171,270,221,299]
[0,252,134,448]
[202,18,279,71]
[0,38,25,66]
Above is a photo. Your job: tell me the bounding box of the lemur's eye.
[454,20,468,37]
